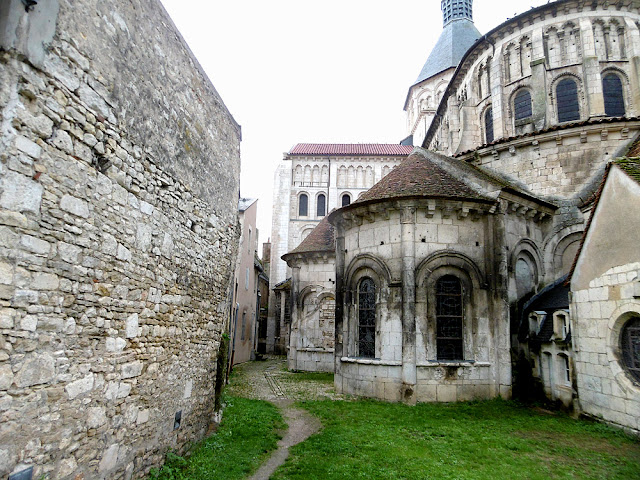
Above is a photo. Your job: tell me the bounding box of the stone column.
[624,17,640,114]
[288,265,300,369]
[400,205,417,404]
[530,27,548,130]
[334,227,346,391]
[580,18,605,117]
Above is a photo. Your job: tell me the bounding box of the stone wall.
[287,256,336,373]
[0,1,241,478]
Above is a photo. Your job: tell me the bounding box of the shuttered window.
[603,73,625,117]
[556,78,580,122]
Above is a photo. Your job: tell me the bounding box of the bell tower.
[441,0,473,26]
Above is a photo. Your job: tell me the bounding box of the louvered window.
[514,90,532,121]
[358,278,376,358]
[298,193,308,216]
[603,73,625,117]
[317,193,326,217]
[484,108,494,143]
[621,317,640,383]
[556,78,580,122]
[436,276,464,361]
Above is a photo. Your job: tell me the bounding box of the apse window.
[436,275,464,361]
[556,78,580,122]
[514,89,532,123]
[621,316,640,383]
[603,73,625,117]
[357,277,376,358]
[484,107,494,143]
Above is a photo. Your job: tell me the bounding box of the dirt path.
[226,357,339,479]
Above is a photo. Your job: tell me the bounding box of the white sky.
[159,0,548,256]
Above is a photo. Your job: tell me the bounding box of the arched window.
[298,193,308,217]
[341,193,351,207]
[358,278,376,358]
[621,316,640,382]
[603,73,625,117]
[556,78,580,122]
[436,275,463,360]
[514,90,532,122]
[316,193,326,217]
[484,107,494,143]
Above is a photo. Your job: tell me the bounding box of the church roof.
[353,150,493,205]
[284,216,335,258]
[289,144,413,156]
[412,18,481,87]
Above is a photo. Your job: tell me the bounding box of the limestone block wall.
[288,257,336,372]
[0,1,240,478]
[571,263,640,434]
[335,201,511,402]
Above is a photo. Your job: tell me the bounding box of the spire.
[441,0,473,26]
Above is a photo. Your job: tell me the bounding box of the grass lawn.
[273,398,640,480]
[148,396,284,480]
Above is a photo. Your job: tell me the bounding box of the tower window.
[298,193,308,217]
[317,193,326,217]
[603,73,625,117]
[556,78,580,122]
[341,193,351,207]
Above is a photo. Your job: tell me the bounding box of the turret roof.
[412,18,481,87]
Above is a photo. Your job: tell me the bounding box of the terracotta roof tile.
[285,216,335,257]
[289,144,414,156]
[353,152,492,204]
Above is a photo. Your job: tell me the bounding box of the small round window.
[620,316,640,383]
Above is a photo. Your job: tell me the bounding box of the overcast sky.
[159,0,548,256]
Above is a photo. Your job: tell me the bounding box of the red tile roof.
[289,144,414,156]
[353,152,492,204]
[284,216,335,258]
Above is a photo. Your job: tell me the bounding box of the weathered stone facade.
[570,162,640,434]
[0,1,241,478]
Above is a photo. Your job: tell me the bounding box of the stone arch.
[606,303,640,388]
[416,250,486,290]
[416,251,485,362]
[345,253,392,288]
[549,73,584,123]
[510,239,544,279]
[542,224,583,280]
[601,66,631,115]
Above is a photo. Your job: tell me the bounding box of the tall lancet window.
[436,276,464,361]
[358,278,376,358]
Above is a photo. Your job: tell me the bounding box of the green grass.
[273,399,640,480]
[148,396,284,480]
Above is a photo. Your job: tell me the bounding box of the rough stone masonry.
[0,0,241,478]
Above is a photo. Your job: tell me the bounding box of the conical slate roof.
[285,216,335,257]
[413,18,481,86]
[353,151,492,205]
